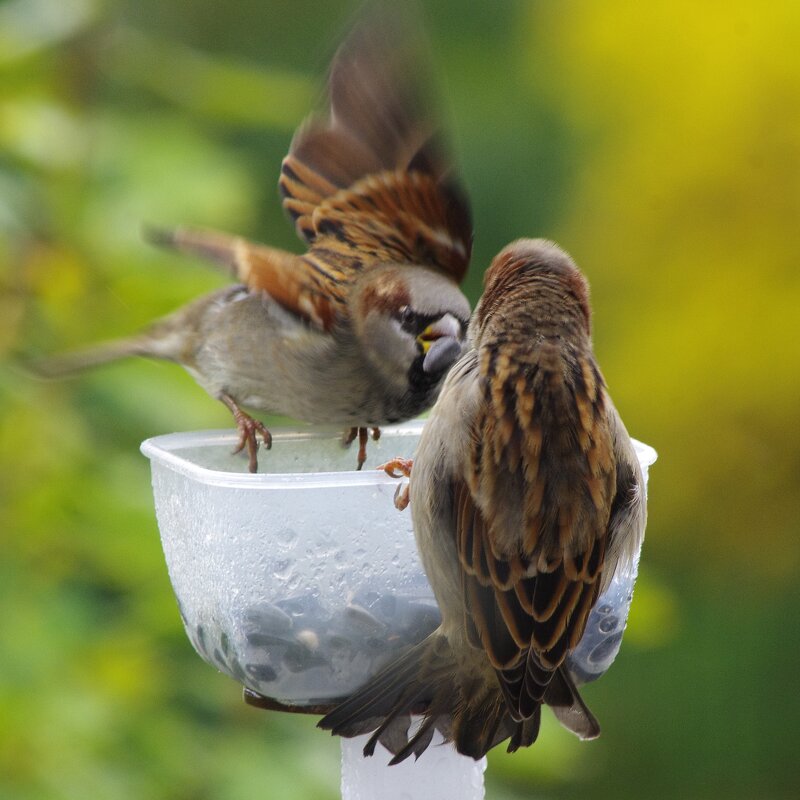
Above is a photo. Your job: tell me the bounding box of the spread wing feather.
[279,8,472,287]
[151,9,471,334]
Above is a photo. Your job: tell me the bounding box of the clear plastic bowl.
[141,422,656,708]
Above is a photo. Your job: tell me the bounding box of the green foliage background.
[2,1,799,798]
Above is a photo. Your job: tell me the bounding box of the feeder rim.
[140,420,426,490]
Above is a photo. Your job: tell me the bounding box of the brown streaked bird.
[319,239,648,761]
[32,8,472,471]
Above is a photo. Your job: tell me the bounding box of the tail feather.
[319,632,455,757]
[320,630,600,762]
[367,715,413,758]
[387,714,438,765]
[450,690,515,760]
[544,667,601,740]
[320,637,434,739]
[27,335,167,379]
[507,706,542,752]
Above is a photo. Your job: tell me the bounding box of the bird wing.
[145,227,345,333]
[453,340,618,720]
[148,9,471,334]
[279,6,472,285]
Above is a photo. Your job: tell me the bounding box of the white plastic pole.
[341,730,486,800]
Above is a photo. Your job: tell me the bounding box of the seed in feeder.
[589,632,624,666]
[212,648,228,670]
[275,595,325,621]
[283,641,327,673]
[327,634,353,651]
[404,602,441,634]
[230,657,247,682]
[244,602,293,635]
[363,635,387,654]
[344,603,386,634]
[246,632,292,648]
[246,663,279,682]
[374,593,397,618]
[296,628,320,650]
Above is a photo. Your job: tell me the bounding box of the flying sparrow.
[319,239,648,761]
[32,9,472,471]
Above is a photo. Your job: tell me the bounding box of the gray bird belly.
[191,290,406,426]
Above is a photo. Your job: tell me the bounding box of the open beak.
[418,314,464,374]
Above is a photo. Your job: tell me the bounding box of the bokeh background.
[2,0,799,798]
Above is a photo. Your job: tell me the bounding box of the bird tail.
[319,633,455,763]
[319,632,596,763]
[27,334,173,379]
[545,666,601,740]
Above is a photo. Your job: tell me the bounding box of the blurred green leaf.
[110,27,314,130]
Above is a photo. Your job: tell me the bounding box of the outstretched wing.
[150,9,471,334]
[279,6,472,284]
[455,340,617,720]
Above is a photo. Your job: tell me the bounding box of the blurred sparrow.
[319,239,647,760]
[33,9,471,471]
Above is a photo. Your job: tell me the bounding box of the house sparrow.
[32,8,472,471]
[319,239,648,761]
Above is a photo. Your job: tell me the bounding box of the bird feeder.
[141,421,656,799]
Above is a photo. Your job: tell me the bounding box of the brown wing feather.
[151,11,471,338]
[145,226,345,332]
[454,340,617,718]
[279,8,472,283]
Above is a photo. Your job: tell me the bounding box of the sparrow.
[32,8,472,471]
[319,239,648,761]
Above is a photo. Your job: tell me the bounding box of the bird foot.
[220,393,272,473]
[342,426,381,470]
[377,457,413,510]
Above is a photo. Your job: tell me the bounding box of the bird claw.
[220,392,272,473]
[377,457,413,510]
[342,426,381,470]
[378,457,414,479]
[392,484,411,511]
[232,417,272,473]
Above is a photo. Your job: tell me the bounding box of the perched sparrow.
[319,239,648,761]
[33,10,472,471]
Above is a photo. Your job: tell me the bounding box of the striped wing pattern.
[270,7,471,329]
[455,341,617,720]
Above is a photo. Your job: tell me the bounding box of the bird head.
[472,238,592,345]
[350,264,471,391]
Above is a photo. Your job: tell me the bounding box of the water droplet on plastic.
[277,527,298,546]
[273,559,293,580]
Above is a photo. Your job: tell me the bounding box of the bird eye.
[396,306,414,325]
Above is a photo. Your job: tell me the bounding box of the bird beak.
[418,314,464,374]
